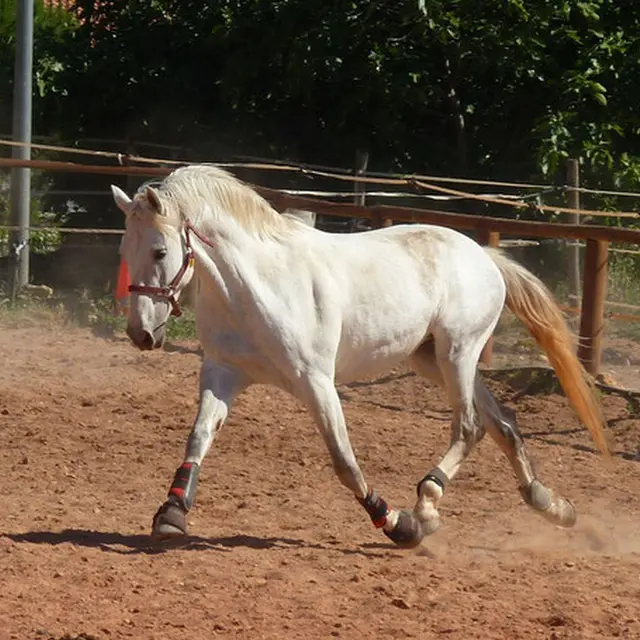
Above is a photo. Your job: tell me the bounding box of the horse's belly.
[334,349,416,384]
[334,309,433,383]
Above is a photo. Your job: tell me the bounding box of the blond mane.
[136,164,296,239]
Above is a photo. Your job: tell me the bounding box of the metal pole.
[567,159,581,312]
[10,0,35,292]
[352,149,369,231]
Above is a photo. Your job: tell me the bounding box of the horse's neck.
[190,221,284,313]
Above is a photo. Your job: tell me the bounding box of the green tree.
[4,0,640,229]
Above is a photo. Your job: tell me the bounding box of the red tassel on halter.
[115,259,130,315]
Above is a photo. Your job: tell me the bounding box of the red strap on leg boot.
[167,462,200,511]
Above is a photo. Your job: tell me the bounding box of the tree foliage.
[2,0,640,227]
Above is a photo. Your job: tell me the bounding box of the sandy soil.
[0,324,639,640]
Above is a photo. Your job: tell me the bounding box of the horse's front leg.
[301,373,426,549]
[151,359,248,541]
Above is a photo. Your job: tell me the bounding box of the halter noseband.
[127,220,213,318]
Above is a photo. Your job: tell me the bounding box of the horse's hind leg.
[411,336,486,536]
[474,379,576,527]
[299,371,427,549]
[413,339,576,529]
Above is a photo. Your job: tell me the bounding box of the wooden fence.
[3,156,640,376]
[261,186,630,375]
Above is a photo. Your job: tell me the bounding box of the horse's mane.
[135,164,295,239]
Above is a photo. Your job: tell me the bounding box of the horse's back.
[325,224,504,381]
[385,224,506,343]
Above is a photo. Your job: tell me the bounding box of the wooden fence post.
[371,209,393,229]
[476,228,501,365]
[477,229,500,249]
[578,239,608,375]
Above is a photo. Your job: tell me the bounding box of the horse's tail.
[485,247,610,456]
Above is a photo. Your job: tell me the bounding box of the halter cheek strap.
[128,222,204,317]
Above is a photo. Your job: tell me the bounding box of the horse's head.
[111,184,195,350]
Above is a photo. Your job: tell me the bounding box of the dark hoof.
[383,510,424,549]
[151,501,188,542]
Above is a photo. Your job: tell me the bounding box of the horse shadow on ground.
[2,529,405,558]
[522,428,639,462]
[162,342,203,356]
[89,327,203,357]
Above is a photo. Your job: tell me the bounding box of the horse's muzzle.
[127,326,165,350]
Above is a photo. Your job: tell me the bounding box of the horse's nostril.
[126,325,155,350]
[140,330,155,350]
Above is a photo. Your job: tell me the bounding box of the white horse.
[111,165,609,548]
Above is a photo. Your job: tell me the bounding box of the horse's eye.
[154,248,167,261]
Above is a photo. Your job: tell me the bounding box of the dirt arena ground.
[1,323,639,640]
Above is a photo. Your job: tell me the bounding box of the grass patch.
[0,291,200,342]
[164,309,198,341]
[91,295,200,341]
[0,295,71,328]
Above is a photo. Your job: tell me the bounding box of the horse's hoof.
[384,510,425,549]
[542,497,577,529]
[413,496,441,536]
[520,481,577,529]
[420,510,441,537]
[151,501,188,542]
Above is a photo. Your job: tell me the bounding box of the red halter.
[127,220,214,317]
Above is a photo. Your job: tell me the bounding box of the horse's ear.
[145,186,164,215]
[111,184,133,216]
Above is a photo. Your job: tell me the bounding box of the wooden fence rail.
[3,157,639,375]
